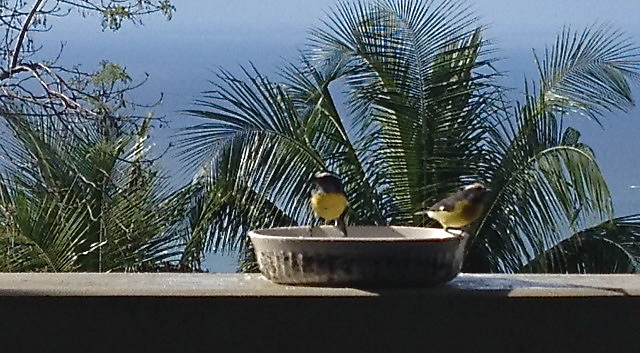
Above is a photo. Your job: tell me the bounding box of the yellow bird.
[417,182,490,235]
[310,171,348,237]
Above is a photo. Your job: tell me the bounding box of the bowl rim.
[248,225,465,243]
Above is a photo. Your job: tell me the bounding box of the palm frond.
[304,0,500,222]
[177,68,333,265]
[465,24,640,272]
[469,92,614,273]
[523,214,640,273]
[6,189,93,272]
[282,56,388,225]
[0,108,181,271]
[179,65,322,170]
[175,0,640,275]
[177,141,305,267]
[536,24,640,123]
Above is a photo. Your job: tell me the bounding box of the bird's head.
[312,171,336,181]
[311,171,344,193]
[462,182,490,203]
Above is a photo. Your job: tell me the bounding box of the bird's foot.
[445,228,464,237]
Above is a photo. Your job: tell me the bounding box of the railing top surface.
[0,273,638,297]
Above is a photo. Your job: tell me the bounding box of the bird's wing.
[428,195,459,212]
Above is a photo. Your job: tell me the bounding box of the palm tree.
[0,66,184,272]
[178,0,640,273]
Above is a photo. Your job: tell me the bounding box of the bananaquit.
[417,183,490,234]
[310,171,348,237]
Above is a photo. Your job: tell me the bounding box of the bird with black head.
[416,182,490,236]
[310,171,348,237]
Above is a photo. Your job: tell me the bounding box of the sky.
[38,0,640,272]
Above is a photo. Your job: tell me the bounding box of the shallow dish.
[248,226,467,287]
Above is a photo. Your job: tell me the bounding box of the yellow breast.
[427,200,483,228]
[310,192,348,221]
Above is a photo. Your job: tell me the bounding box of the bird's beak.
[414,210,429,216]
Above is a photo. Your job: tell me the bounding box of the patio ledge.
[0,272,638,297]
[1,273,638,352]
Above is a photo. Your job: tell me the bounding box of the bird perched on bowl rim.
[416,182,490,236]
[310,171,348,237]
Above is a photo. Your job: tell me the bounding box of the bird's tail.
[336,213,348,237]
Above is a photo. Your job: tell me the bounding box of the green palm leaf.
[5,190,93,271]
[304,0,499,220]
[0,110,182,271]
[468,144,612,273]
[178,67,330,265]
[467,23,640,272]
[536,24,640,123]
[522,214,640,273]
[178,0,640,274]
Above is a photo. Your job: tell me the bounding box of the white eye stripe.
[314,172,337,179]
[463,182,486,190]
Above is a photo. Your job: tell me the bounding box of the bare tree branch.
[10,0,46,71]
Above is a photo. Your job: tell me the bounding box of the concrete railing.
[0,273,638,352]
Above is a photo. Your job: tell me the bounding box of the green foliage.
[0,0,185,272]
[91,61,132,87]
[102,6,132,30]
[101,1,176,30]
[86,60,135,117]
[178,0,640,273]
[159,1,176,20]
[522,215,640,273]
[0,111,183,272]
[535,25,640,124]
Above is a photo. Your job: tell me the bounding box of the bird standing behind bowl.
[416,182,490,235]
[310,171,348,237]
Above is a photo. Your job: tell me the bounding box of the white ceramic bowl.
[249,226,467,287]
